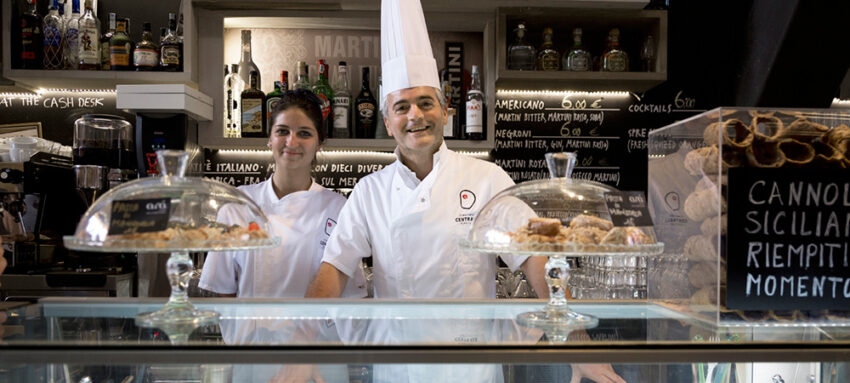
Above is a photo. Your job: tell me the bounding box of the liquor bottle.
[507,22,535,71]
[312,60,335,138]
[602,28,629,72]
[440,69,458,139]
[159,27,167,44]
[77,0,100,70]
[464,65,484,140]
[160,13,181,72]
[240,70,266,138]
[43,0,65,70]
[264,72,285,123]
[374,74,389,139]
[536,27,560,71]
[224,64,244,138]
[99,12,115,70]
[20,0,43,69]
[237,30,260,87]
[332,62,352,139]
[279,70,289,91]
[134,22,159,71]
[109,18,132,71]
[63,0,80,69]
[354,67,377,139]
[563,28,591,72]
[294,61,310,90]
[641,35,656,72]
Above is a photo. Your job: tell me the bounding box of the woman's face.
[268,108,321,172]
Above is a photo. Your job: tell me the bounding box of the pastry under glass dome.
[64,150,280,342]
[461,152,664,334]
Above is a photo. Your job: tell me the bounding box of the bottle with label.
[20,0,43,69]
[63,0,80,69]
[563,28,591,72]
[536,27,560,71]
[312,60,335,138]
[464,64,484,140]
[109,18,132,71]
[294,61,310,91]
[160,13,181,72]
[43,0,65,70]
[264,72,285,124]
[332,62,352,139]
[134,22,159,71]
[100,13,115,70]
[237,30,260,87]
[507,22,535,71]
[354,67,377,139]
[77,0,100,70]
[224,64,245,138]
[279,70,289,92]
[440,69,458,139]
[241,70,266,138]
[602,28,629,72]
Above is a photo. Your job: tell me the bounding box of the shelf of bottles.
[2,0,193,90]
[217,24,495,151]
[496,8,667,92]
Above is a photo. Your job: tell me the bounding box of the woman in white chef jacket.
[199,89,364,382]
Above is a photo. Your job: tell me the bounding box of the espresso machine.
[0,115,137,301]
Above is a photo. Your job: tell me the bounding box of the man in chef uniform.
[298,1,626,382]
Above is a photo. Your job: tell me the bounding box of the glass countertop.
[1,298,849,365]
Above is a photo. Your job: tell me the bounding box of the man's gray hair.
[381,86,447,120]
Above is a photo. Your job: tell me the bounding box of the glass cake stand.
[64,150,279,343]
[461,152,664,337]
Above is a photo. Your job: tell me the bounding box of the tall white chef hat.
[380,0,441,105]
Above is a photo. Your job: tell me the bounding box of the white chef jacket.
[199,178,362,383]
[199,178,366,299]
[322,142,526,299]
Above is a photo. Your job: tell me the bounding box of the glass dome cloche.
[461,152,663,333]
[64,150,280,342]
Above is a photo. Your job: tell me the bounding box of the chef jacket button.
[420,198,425,202]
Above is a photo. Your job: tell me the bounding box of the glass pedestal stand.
[516,253,598,335]
[135,252,219,344]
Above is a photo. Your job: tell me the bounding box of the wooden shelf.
[204,137,494,152]
[194,0,650,12]
[2,0,197,91]
[497,70,666,92]
[2,69,196,91]
[496,8,667,92]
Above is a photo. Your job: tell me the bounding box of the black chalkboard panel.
[726,168,850,310]
[108,198,171,235]
[493,89,706,192]
[0,90,133,145]
[203,149,395,195]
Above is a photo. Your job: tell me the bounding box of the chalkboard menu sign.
[0,90,133,145]
[726,168,850,310]
[203,149,396,194]
[494,90,706,192]
[604,191,654,227]
[109,198,171,235]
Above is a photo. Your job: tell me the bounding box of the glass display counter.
[1,298,849,382]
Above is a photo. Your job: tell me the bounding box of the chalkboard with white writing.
[493,90,705,192]
[203,149,395,195]
[0,91,132,145]
[726,168,850,310]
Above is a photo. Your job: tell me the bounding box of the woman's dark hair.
[267,89,326,143]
